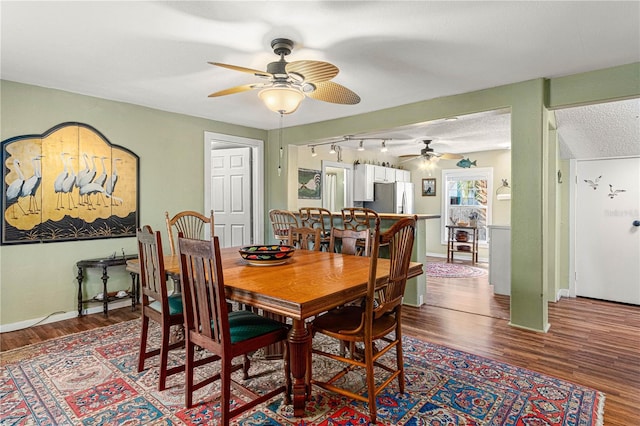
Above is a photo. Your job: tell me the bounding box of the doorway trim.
[204,132,264,244]
[321,160,354,211]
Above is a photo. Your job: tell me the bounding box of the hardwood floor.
[1,268,638,425]
[0,309,140,352]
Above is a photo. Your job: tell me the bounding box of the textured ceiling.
[556,99,640,159]
[1,1,638,159]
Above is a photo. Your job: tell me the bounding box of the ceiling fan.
[400,140,463,162]
[208,38,361,114]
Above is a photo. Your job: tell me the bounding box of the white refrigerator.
[364,182,414,214]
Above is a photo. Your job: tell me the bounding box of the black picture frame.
[422,178,436,196]
[2,122,139,245]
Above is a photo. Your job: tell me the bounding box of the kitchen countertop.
[376,213,440,220]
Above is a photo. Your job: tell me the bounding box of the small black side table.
[76,254,138,316]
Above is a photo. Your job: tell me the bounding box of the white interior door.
[211,147,252,247]
[575,157,640,304]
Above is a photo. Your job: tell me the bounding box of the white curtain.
[325,173,337,212]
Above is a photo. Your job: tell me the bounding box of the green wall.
[0,80,266,327]
[2,62,638,332]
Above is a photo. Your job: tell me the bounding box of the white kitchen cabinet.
[373,165,387,182]
[396,169,410,182]
[488,225,510,295]
[354,164,412,201]
[385,167,396,182]
[354,164,375,201]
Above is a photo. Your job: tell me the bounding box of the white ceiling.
[1,1,639,159]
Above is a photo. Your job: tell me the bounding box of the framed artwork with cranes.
[1,122,139,245]
[298,168,321,200]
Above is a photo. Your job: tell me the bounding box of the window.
[441,168,493,245]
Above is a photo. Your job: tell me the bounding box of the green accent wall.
[0,80,265,326]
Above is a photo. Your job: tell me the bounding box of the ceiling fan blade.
[307,81,361,105]
[208,84,260,97]
[286,60,338,83]
[209,62,272,79]
[439,153,464,160]
[399,155,420,163]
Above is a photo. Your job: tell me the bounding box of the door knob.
[633,220,640,227]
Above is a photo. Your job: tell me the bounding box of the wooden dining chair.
[136,225,186,391]
[299,207,334,250]
[328,227,371,256]
[288,226,322,251]
[178,235,291,419]
[165,210,214,256]
[339,207,380,255]
[269,209,299,244]
[340,207,379,231]
[309,215,417,424]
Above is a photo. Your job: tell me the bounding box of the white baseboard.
[425,252,447,259]
[0,299,134,333]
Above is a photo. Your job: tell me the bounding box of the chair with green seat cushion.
[149,293,183,315]
[137,226,215,391]
[310,216,417,425]
[136,225,185,391]
[178,235,291,420]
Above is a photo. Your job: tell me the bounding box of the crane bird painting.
[298,168,322,200]
[2,122,139,245]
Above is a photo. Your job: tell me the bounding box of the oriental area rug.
[1,320,603,425]
[426,261,488,279]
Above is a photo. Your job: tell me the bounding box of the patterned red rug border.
[1,319,604,425]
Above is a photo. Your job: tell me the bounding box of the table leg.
[288,318,311,417]
[76,267,84,316]
[101,265,109,316]
[129,272,138,311]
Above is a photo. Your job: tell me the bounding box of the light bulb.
[258,87,304,114]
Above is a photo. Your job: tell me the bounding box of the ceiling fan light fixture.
[258,86,304,114]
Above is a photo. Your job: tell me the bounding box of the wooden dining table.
[127,246,423,416]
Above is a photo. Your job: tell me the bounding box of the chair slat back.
[165,210,214,255]
[269,209,299,242]
[288,226,322,251]
[328,227,371,256]
[178,235,230,351]
[299,207,333,238]
[340,207,379,231]
[137,225,169,311]
[371,216,417,318]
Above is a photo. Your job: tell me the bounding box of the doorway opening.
[321,160,354,212]
[204,132,264,247]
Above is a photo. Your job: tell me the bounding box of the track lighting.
[357,140,365,151]
[311,146,317,157]
[380,140,388,153]
[329,144,337,154]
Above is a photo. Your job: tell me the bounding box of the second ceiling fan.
[208,38,360,114]
[400,140,463,162]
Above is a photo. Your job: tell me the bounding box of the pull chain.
[278,111,283,176]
